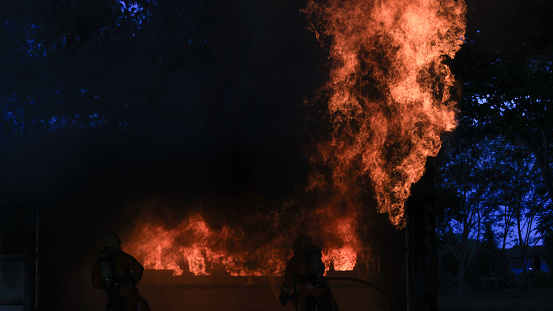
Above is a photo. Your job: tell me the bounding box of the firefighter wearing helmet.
[92,233,150,311]
[279,235,339,311]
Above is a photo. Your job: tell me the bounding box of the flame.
[321,216,359,271]
[323,246,357,271]
[125,0,465,276]
[304,0,466,228]
[129,213,278,276]
[127,211,360,276]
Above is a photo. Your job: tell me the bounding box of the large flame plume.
[305,0,466,228]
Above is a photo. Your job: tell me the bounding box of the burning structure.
[0,0,465,310]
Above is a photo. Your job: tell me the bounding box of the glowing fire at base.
[127,213,361,276]
[305,0,466,228]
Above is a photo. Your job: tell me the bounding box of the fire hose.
[325,277,393,311]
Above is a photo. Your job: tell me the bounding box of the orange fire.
[304,0,466,228]
[127,212,361,276]
[126,0,466,276]
[321,217,359,271]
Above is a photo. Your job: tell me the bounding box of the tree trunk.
[516,213,529,291]
[521,250,528,291]
[456,257,465,296]
[473,210,482,293]
[406,159,438,310]
[456,229,469,296]
[531,130,553,204]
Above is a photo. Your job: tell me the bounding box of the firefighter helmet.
[292,234,313,253]
[103,233,122,250]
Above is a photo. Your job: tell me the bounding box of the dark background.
[1,1,328,310]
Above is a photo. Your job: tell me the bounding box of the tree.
[510,155,549,290]
[479,221,498,280]
[460,59,553,205]
[483,138,519,253]
[448,1,553,293]
[0,0,212,134]
[435,128,495,296]
[438,128,553,293]
[453,0,553,214]
[536,206,553,264]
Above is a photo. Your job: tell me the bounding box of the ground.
[438,288,553,311]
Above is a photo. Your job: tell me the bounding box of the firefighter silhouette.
[92,233,150,311]
[279,235,339,311]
